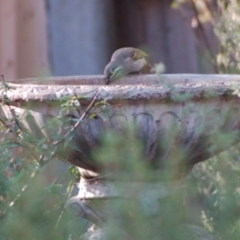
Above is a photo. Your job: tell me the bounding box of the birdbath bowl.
[1,74,240,231]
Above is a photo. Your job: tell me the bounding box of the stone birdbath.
[1,74,240,238]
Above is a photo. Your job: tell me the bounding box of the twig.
[3,164,40,216]
[1,74,4,82]
[52,91,100,146]
[1,75,23,132]
[190,0,219,73]
[0,75,44,163]
[204,0,217,22]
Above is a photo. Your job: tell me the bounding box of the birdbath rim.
[6,73,240,85]
[2,74,240,102]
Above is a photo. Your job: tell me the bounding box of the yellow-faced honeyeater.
[104,47,154,85]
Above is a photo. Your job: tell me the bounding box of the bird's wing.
[141,62,155,74]
[124,57,153,74]
[132,49,148,60]
[122,58,145,73]
[111,48,148,61]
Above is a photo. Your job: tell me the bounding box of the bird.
[104,47,154,85]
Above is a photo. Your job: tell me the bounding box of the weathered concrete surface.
[3,74,240,101]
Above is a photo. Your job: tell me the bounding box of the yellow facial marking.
[110,66,123,80]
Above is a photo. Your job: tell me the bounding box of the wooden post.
[0,0,18,79]
[0,0,50,80]
[17,0,50,78]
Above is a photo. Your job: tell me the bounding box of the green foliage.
[215,0,240,73]
[186,148,240,240]
[0,80,81,239]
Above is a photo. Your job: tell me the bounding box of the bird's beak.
[106,73,116,85]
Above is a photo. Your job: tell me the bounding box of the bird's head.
[104,60,127,84]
